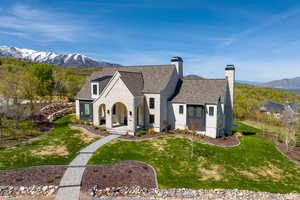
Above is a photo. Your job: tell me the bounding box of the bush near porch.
[0,116,100,170]
[88,134,300,193]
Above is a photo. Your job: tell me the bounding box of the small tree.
[281,110,297,151]
[28,63,54,96]
[0,71,24,137]
[20,72,40,119]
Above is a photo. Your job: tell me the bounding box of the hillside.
[234,83,300,119]
[0,57,100,98]
[288,89,300,95]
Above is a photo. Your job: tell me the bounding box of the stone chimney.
[171,56,183,78]
[225,64,235,110]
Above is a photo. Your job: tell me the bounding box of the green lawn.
[88,135,300,193]
[232,122,261,134]
[0,116,100,170]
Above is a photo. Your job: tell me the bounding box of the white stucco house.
[75,57,235,138]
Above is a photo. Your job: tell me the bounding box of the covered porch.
[94,98,145,135]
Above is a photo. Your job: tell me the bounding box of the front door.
[187,105,205,131]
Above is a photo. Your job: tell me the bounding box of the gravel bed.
[0,185,58,198]
[92,186,300,200]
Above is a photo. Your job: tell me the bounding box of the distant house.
[260,101,285,119]
[75,57,235,138]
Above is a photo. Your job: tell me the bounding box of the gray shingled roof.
[118,71,144,96]
[170,78,228,104]
[260,101,285,113]
[76,65,175,100]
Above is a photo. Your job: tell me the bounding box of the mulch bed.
[71,124,240,147]
[71,124,109,137]
[258,133,300,165]
[120,132,166,140]
[81,161,157,192]
[121,132,240,147]
[202,135,240,147]
[0,161,157,191]
[0,166,67,186]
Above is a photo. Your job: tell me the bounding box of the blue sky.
[0,0,300,82]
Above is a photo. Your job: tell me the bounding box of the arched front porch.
[111,102,128,128]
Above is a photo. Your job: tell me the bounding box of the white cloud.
[218,6,300,48]
[0,4,82,42]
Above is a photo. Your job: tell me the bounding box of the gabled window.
[149,98,155,109]
[179,105,184,114]
[92,84,98,95]
[149,114,155,124]
[209,106,214,116]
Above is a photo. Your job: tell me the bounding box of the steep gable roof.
[76,64,175,100]
[118,71,144,96]
[170,78,228,104]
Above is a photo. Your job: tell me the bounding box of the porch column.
[106,105,112,129]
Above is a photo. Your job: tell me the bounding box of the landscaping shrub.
[147,129,157,135]
[136,130,147,137]
[99,127,107,132]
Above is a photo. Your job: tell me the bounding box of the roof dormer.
[91,81,99,99]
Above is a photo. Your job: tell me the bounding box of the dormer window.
[92,84,98,95]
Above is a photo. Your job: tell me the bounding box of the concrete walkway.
[55,134,120,200]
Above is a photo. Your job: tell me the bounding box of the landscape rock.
[92,185,300,200]
[0,185,58,198]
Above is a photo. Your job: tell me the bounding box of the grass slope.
[88,135,300,193]
[0,116,100,170]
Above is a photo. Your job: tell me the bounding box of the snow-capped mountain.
[0,46,120,68]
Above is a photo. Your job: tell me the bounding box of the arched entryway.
[99,104,106,125]
[111,102,128,127]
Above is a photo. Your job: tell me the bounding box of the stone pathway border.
[55,134,120,200]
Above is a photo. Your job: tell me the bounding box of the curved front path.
[55,134,120,200]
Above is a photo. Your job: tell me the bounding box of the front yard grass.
[88,135,300,193]
[0,116,100,170]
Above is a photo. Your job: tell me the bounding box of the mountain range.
[261,77,300,90]
[0,46,119,68]
[237,77,300,90]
